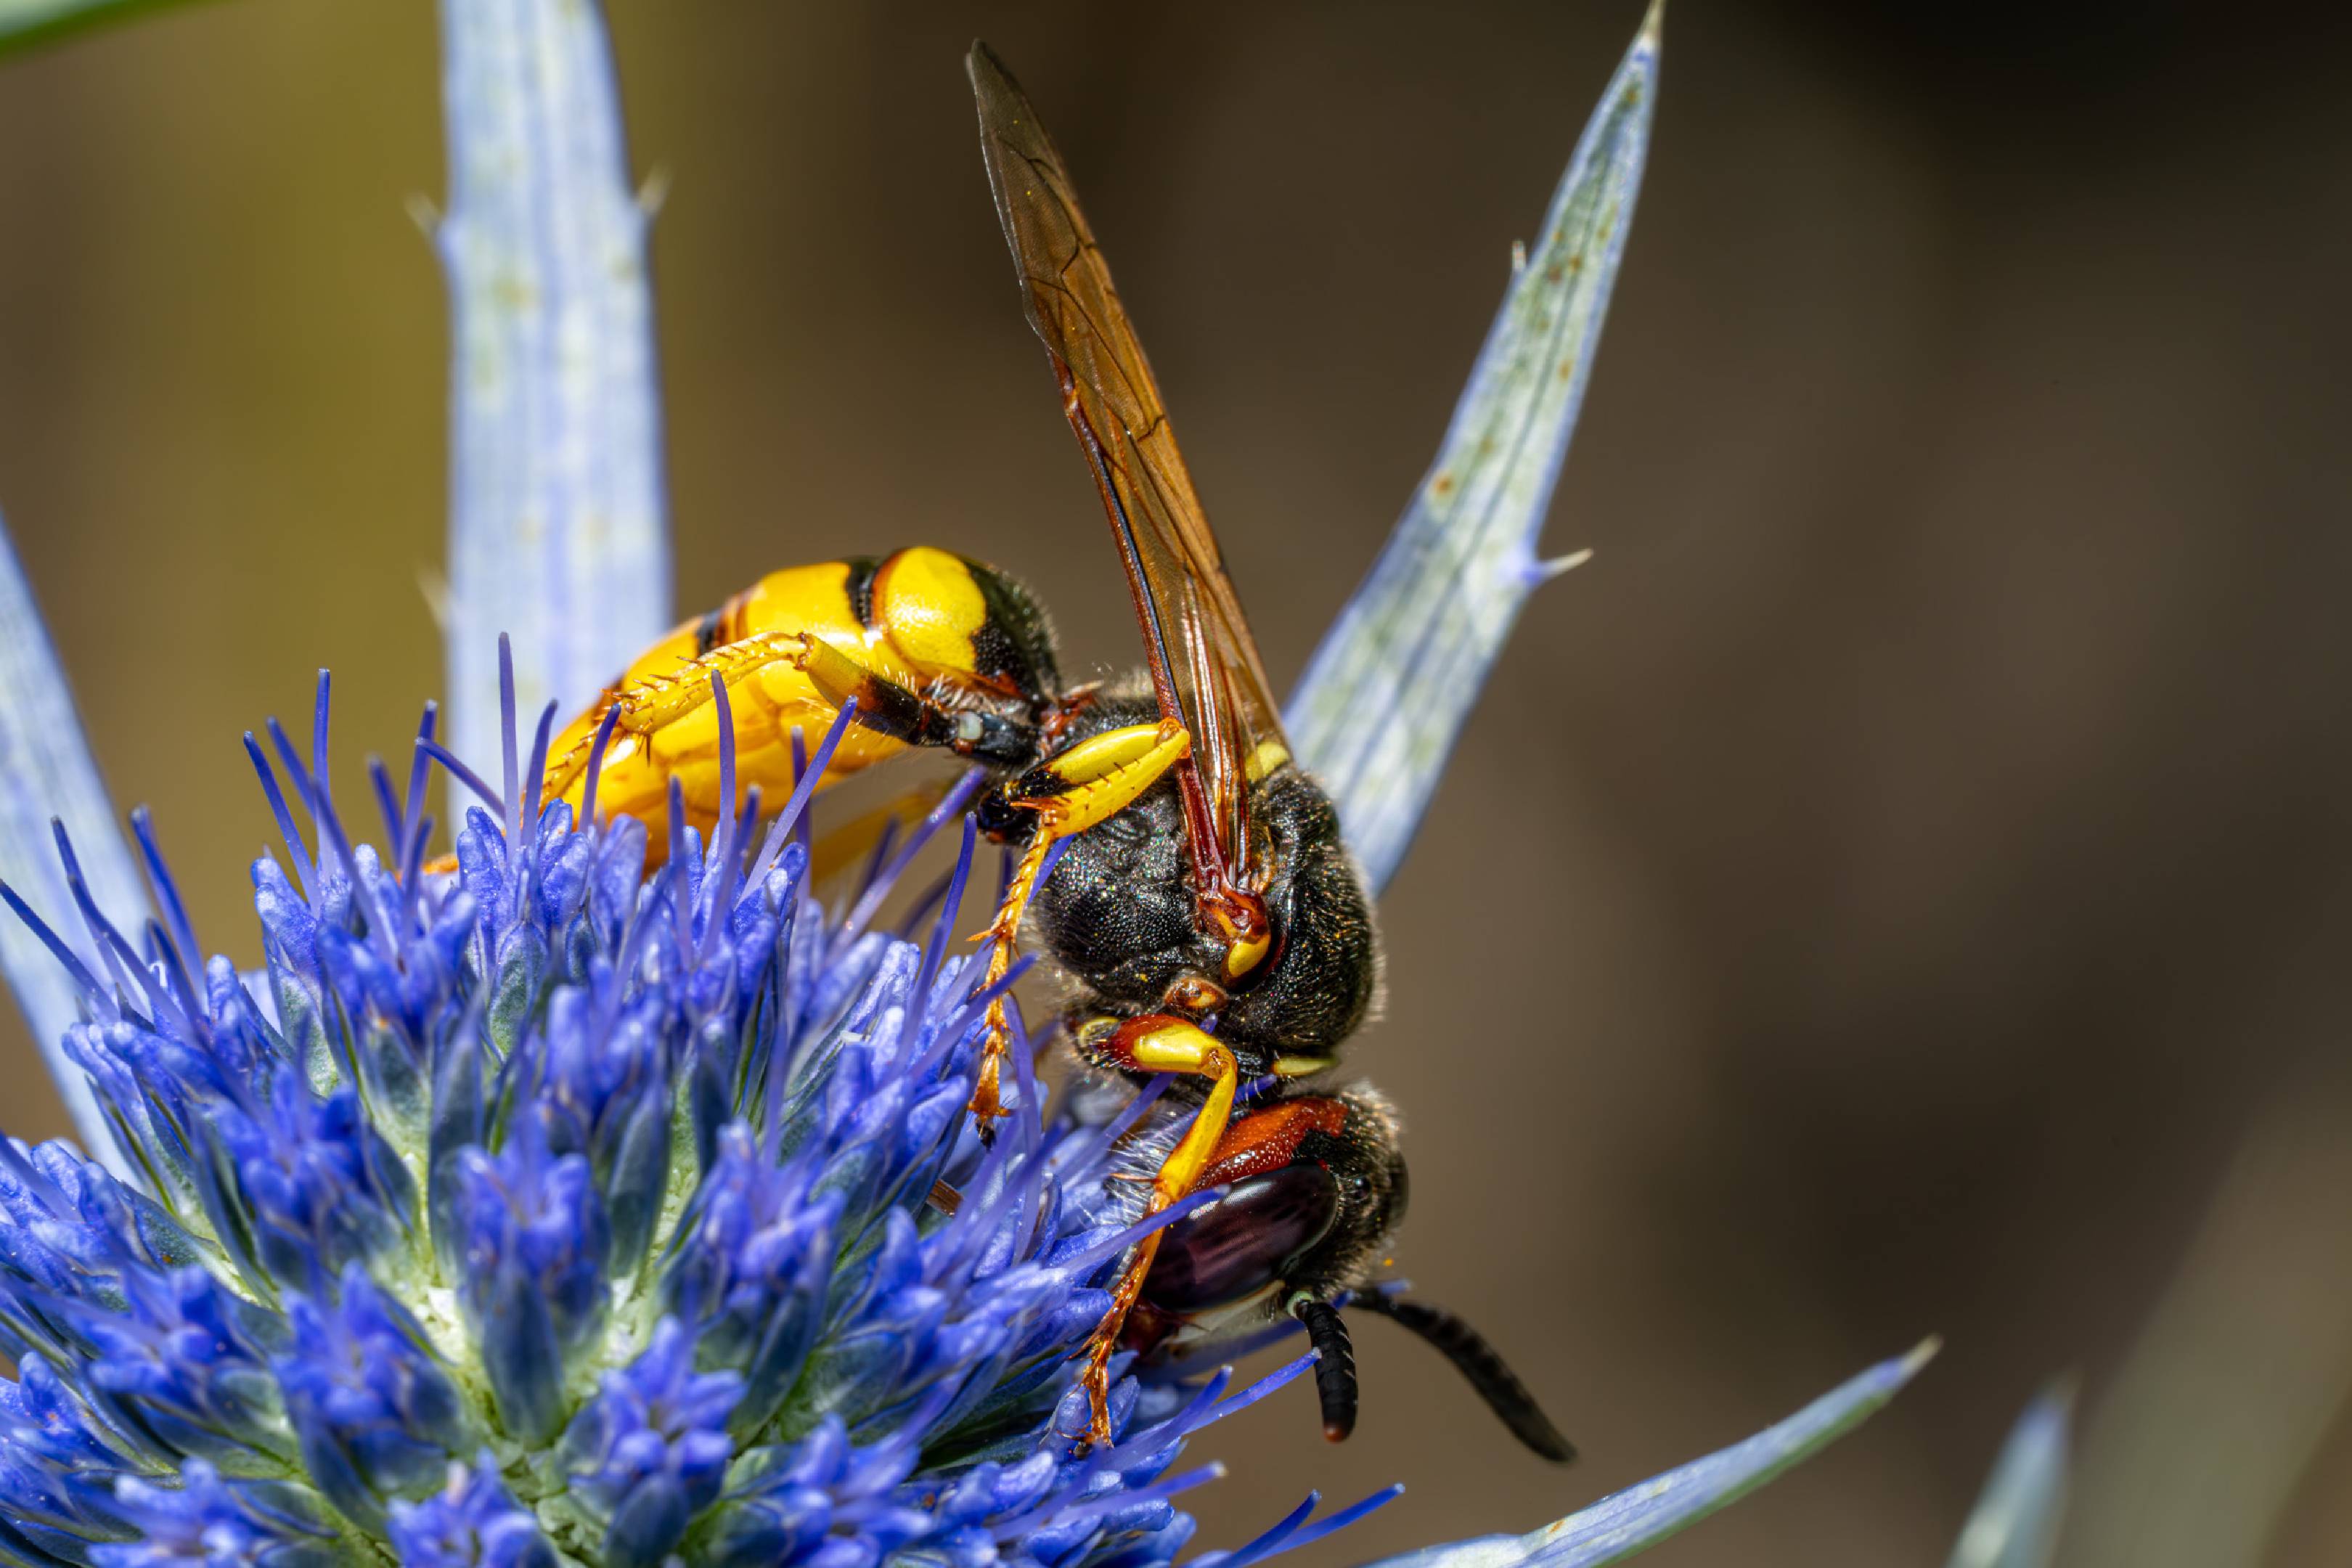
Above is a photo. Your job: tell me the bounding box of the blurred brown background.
[4,1,2351,1563]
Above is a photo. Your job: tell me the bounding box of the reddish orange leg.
[966,720,1189,1129]
[969,828,1055,1125]
[1066,1014,1240,1447]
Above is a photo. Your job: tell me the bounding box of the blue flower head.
[0,651,1368,1568]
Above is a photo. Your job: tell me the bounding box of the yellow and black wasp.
[528,42,1571,1460]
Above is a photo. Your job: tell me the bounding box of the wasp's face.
[1213,769,1379,1057]
[1031,697,1379,1067]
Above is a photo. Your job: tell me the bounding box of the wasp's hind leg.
[791,634,1040,767]
[539,628,808,809]
[557,629,1040,799]
[1063,1013,1238,1449]
[967,720,1189,1130]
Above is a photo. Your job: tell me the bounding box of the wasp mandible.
[523,43,1573,1461]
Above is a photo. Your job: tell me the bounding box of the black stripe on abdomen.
[844,556,883,630]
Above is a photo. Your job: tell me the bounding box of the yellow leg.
[968,721,1189,1127]
[541,630,975,823]
[612,631,808,735]
[1066,1015,1238,1447]
[537,630,807,807]
[539,688,621,805]
[788,632,881,714]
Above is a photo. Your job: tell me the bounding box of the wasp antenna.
[1291,1298,1358,1442]
[1355,1292,1575,1463]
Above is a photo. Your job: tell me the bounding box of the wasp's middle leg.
[1064,1013,1238,1448]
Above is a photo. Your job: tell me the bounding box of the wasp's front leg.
[1061,1013,1238,1448]
[967,720,1189,1130]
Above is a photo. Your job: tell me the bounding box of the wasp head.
[1030,696,1379,1071]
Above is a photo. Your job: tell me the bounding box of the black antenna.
[1292,1298,1358,1442]
[1355,1292,1575,1462]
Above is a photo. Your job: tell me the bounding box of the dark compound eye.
[1141,1164,1341,1313]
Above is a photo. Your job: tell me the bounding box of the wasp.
[528,42,1571,1461]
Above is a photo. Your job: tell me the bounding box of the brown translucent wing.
[967,42,1288,887]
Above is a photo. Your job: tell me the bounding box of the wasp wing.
[967,42,1288,886]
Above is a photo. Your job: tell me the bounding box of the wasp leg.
[539,682,627,804]
[548,631,1040,814]
[536,629,804,807]
[1066,1014,1239,1448]
[607,630,809,735]
[793,634,1039,767]
[615,629,1039,764]
[968,721,1190,1130]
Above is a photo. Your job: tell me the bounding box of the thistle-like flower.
[0,649,1391,1568]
